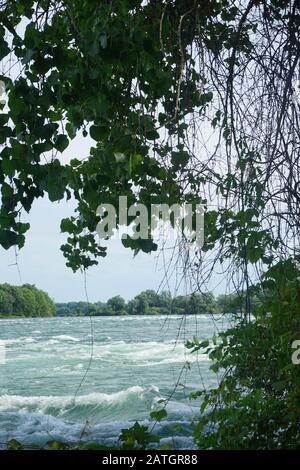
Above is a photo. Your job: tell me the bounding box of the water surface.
[0,315,230,449]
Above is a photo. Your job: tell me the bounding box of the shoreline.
[0,312,224,319]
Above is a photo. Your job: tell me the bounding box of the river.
[0,314,230,449]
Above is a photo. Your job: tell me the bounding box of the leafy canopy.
[1,0,281,273]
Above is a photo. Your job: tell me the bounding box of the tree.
[1,0,297,303]
[217,293,241,315]
[0,1,298,280]
[156,291,172,313]
[188,292,217,315]
[16,285,37,316]
[171,295,185,315]
[0,283,14,315]
[0,283,55,317]
[107,295,127,315]
[1,0,300,450]
[130,292,150,315]
[126,298,138,315]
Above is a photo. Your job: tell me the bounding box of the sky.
[0,189,228,303]
[0,134,195,303]
[0,195,181,303]
[0,81,226,303]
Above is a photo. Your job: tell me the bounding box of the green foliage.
[190,259,300,449]
[7,439,23,450]
[0,283,55,317]
[119,422,160,450]
[46,440,71,451]
[150,408,168,422]
[0,0,270,274]
[0,0,214,270]
[1,0,299,452]
[216,293,242,314]
[55,290,252,317]
[107,295,127,316]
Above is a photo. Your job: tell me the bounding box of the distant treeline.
[0,284,264,318]
[55,289,264,317]
[0,283,55,317]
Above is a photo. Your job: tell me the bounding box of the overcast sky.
[0,190,229,303]
[0,109,228,302]
[0,134,195,303]
[0,194,182,302]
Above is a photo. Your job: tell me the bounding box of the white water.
[0,315,230,449]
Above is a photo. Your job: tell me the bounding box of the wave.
[2,336,209,367]
[0,411,195,450]
[91,340,208,365]
[0,386,160,419]
[137,354,208,367]
[50,335,81,342]
[0,337,37,346]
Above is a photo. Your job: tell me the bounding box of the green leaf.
[55,134,69,152]
[46,440,70,450]
[66,122,77,139]
[146,130,159,140]
[1,183,14,199]
[8,439,23,450]
[48,183,65,202]
[171,151,189,170]
[272,381,286,392]
[0,42,10,61]
[150,409,167,422]
[60,218,75,233]
[90,125,107,141]
[0,229,19,249]
[138,239,158,253]
[223,128,230,140]
[122,237,158,254]
[21,48,35,64]
[16,222,30,234]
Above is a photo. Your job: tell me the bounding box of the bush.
[189,259,300,449]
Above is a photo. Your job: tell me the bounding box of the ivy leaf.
[55,134,69,152]
[90,125,107,141]
[0,229,19,249]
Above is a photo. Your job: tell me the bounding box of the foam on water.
[51,335,81,342]
[1,336,37,346]
[0,411,196,450]
[0,315,227,449]
[0,386,153,413]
